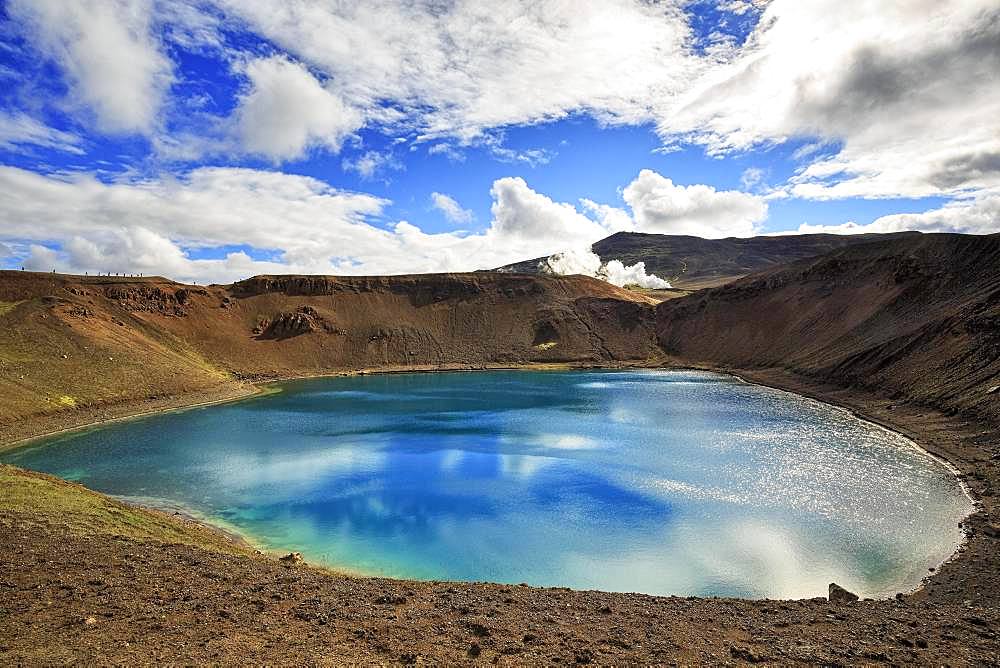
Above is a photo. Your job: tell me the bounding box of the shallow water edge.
[1,363,976,600]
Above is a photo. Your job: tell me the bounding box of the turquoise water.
[3,370,970,598]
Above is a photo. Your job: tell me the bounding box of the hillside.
[0,271,660,443]
[655,232,1000,424]
[498,231,919,289]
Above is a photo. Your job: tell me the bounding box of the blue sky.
[0,1,996,283]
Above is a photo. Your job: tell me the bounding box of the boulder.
[279,552,304,565]
[829,582,859,604]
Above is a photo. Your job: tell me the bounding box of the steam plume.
[540,248,671,289]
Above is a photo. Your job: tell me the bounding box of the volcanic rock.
[828,583,859,604]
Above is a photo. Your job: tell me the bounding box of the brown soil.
[0,270,659,445]
[654,233,1000,426]
[2,233,1000,664]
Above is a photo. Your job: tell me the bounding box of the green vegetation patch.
[0,300,23,317]
[0,464,251,555]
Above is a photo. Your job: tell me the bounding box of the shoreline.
[0,360,652,454]
[0,359,983,603]
[723,369,977,595]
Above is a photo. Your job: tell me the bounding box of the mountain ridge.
[497,230,921,288]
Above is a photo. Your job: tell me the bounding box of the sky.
[0,0,997,284]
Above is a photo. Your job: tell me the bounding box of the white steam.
[540,248,672,289]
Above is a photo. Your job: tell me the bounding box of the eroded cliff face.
[0,271,661,441]
[189,273,660,378]
[654,233,1000,424]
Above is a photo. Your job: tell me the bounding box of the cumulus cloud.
[212,0,698,137]
[792,193,1000,236]
[623,169,767,237]
[235,56,362,161]
[489,177,612,247]
[0,166,387,282]
[188,0,1000,203]
[8,0,173,134]
[23,244,60,272]
[661,1,1000,200]
[0,112,83,154]
[430,192,473,225]
[0,164,778,282]
[541,248,671,289]
[0,166,643,283]
[7,0,998,210]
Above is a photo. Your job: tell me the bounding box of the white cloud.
[541,248,671,289]
[201,0,998,207]
[717,1,770,16]
[4,0,998,212]
[0,166,638,283]
[0,112,83,154]
[0,165,779,282]
[623,169,767,237]
[342,150,401,180]
[235,55,362,161]
[740,167,765,191]
[7,0,997,210]
[426,143,466,162]
[478,133,556,167]
[660,0,1000,200]
[430,192,473,225]
[792,192,1000,236]
[0,166,387,282]
[8,0,173,134]
[23,244,60,272]
[489,177,611,247]
[212,0,698,138]
[580,199,635,234]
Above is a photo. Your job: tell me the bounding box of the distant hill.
[496,231,920,289]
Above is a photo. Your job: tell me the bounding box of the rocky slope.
[497,230,917,288]
[0,271,660,443]
[654,232,1000,425]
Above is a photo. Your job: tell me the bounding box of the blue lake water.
[3,369,971,598]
